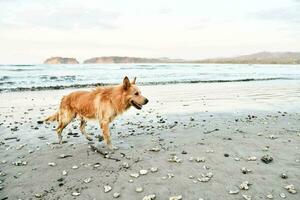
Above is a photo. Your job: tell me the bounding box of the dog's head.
[122,76,148,110]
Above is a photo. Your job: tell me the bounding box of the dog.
[45,76,148,149]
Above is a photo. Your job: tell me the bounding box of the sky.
[0,0,300,64]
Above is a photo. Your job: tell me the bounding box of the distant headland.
[43,57,79,64]
[43,52,300,64]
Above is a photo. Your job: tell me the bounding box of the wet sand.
[0,81,300,200]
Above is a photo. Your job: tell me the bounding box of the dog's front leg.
[100,120,113,149]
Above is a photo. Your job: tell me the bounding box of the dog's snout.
[144,98,149,104]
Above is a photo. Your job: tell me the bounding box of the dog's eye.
[135,92,139,96]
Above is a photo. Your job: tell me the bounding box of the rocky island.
[43,57,79,64]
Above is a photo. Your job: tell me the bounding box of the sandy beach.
[1,81,300,200]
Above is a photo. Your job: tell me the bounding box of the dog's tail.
[44,112,59,122]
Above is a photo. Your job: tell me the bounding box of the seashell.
[140,169,148,175]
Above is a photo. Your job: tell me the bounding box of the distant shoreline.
[42,52,300,65]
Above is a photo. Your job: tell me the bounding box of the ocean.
[0,63,300,92]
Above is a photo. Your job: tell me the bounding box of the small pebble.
[279,193,286,198]
[122,162,130,169]
[261,155,273,164]
[280,173,288,179]
[34,193,42,198]
[83,177,92,183]
[113,192,120,198]
[242,194,251,200]
[229,190,239,194]
[62,170,68,176]
[136,186,143,193]
[169,195,182,200]
[150,167,158,172]
[72,192,80,196]
[48,162,56,167]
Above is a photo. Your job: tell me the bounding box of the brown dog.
[45,76,148,149]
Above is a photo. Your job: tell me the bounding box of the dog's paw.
[107,144,119,150]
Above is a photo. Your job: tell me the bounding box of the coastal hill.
[83,56,184,64]
[43,57,79,64]
[196,52,300,64]
[43,52,300,64]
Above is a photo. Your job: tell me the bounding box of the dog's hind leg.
[56,110,74,144]
[79,117,92,141]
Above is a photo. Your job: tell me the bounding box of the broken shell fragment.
[130,173,139,178]
[241,167,252,174]
[104,185,112,193]
[284,184,297,194]
[168,155,181,163]
[142,194,156,200]
[169,195,182,200]
[83,177,92,183]
[195,157,205,162]
[247,156,257,161]
[229,190,239,194]
[242,194,251,200]
[239,181,251,190]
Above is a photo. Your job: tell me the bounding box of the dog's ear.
[123,76,131,90]
[132,77,137,84]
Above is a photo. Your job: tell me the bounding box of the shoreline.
[0,77,295,93]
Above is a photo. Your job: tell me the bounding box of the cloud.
[253,4,300,24]
[0,1,120,30]
[157,7,172,14]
